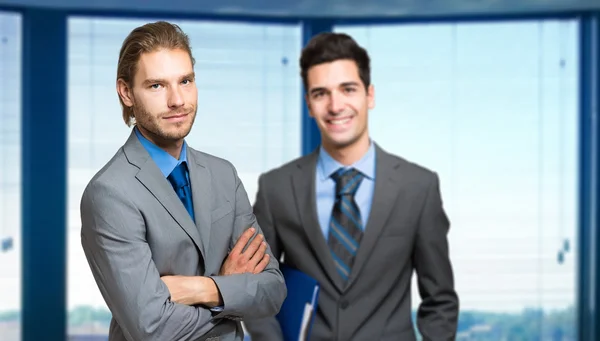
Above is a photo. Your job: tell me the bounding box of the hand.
[220,227,270,276]
[161,275,222,307]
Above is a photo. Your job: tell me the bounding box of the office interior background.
[0,0,599,340]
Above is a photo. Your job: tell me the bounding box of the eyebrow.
[142,72,196,86]
[309,81,361,95]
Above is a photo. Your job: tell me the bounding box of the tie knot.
[331,167,364,196]
[168,162,189,189]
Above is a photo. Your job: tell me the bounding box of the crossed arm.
[80,176,285,341]
[161,227,271,306]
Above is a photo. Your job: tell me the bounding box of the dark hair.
[300,32,371,92]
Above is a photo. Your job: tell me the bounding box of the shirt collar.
[317,140,376,181]
[134,126,188,178]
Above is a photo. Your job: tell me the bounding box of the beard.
[132,98,197,143]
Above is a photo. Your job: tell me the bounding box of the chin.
[160,127,191,141]
[326,137,358,149]
[329,130,370,148]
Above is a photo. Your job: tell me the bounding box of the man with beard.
[80,21,286,341]
[244,32,459,340]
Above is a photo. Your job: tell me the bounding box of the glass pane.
[0,11,21,341]
[335,20,578,340]
[67,17,301,338]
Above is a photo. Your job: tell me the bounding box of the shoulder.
[376,144,441,189]
[81,148,139,207]
[187,147,242,189]
[189,148,236,172]
[259,152,315,183]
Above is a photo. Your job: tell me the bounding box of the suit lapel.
[186,149,211,260]
[123,131,205,260]
[346,145,403,290]
[291,151,346,292]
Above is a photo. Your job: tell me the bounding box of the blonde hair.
[117,21,195,126]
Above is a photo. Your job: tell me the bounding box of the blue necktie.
[328,167,365,281]
[168,162,195,222]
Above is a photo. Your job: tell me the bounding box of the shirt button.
[340,299,349,309]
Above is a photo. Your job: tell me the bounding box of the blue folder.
[276,264,320,341]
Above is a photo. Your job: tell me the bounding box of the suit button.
[340,300,349,309]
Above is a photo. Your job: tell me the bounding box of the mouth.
[326,116,353,130]
[163,113,189,123]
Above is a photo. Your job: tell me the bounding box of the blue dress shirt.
[315,141,376,239]
[134,127,224,312]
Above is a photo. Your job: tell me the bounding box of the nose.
[167,86,184,108]
[328,90,344,114]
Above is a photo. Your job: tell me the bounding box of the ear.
[117,78,134,107]
[367,84,375,110]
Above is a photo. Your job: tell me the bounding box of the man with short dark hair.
[245,32,459,341]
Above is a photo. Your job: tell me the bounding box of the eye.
[344,87,356,93]
[181,78,193,85]
[150,84,162,89]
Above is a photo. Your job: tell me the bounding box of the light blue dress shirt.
[315,141,376,239]
[134,127,224,312]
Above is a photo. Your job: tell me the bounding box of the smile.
[326,116,353,125]
[163,113,188,122]
[328,117,352,125]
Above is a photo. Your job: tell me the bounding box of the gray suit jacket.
[80,130,286,341]
[245,144,458,341]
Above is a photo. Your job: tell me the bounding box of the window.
[335,20,578,340]
[0,11,21,341]
[67,17,301,337]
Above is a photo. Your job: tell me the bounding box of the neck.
[137,126,184,159]
[322,135,370,166]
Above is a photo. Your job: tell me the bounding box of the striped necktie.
[328,167,364,281]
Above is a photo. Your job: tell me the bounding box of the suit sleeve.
[208,167,287,321]
[242,173,286,341]
[80,180,218,341]
[413,173,459,341]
